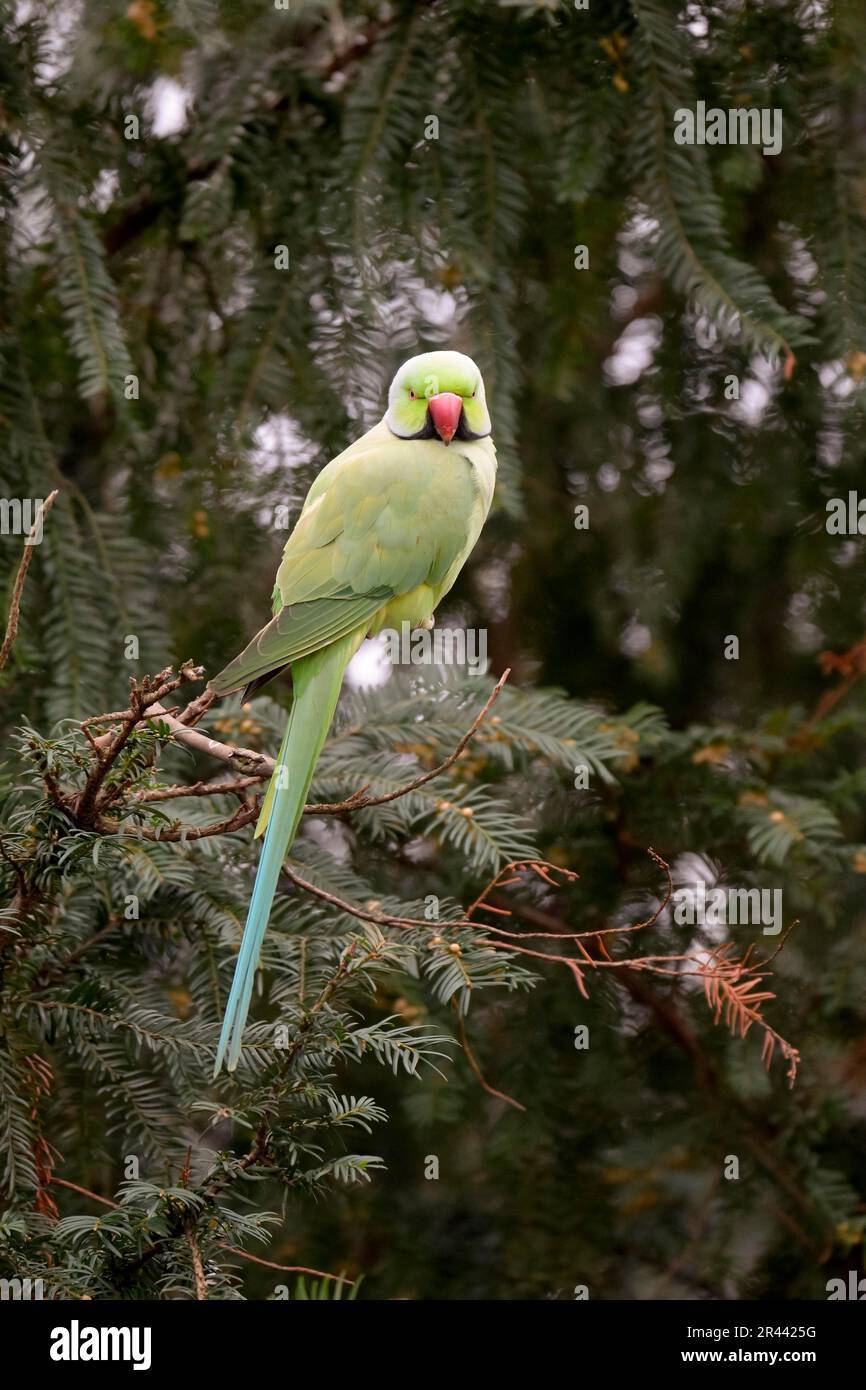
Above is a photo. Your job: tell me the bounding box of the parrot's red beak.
[427,391,462,444]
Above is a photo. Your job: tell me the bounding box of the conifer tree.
[1,0,865,1300]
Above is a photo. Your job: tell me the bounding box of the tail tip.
[212,1048,239,1079]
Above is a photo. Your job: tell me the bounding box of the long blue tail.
[213,634,360,1075]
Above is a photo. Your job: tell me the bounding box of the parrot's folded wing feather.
[208,587,390,695]
[209,423,484,697]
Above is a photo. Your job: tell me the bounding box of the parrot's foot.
[419,616,435,630]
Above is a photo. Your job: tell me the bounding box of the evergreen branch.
[130,668,512,811]
[76,665,206,825]
[631,0,804,368]
[72,666,512,844]
[280,850,799,1082]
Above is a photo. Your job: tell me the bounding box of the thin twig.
[217,1246,354,1284]
[135,775,267,803]
[49,1176,118,1209]
[0,490,58,672]
[99,804,259,842]
[456,1010,526,1112]
[306,668,512,813]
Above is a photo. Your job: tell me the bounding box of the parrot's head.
[385,350,491,446]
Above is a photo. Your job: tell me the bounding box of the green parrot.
[209,350,497,1073]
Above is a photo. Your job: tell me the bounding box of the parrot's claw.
[419,616,435,630]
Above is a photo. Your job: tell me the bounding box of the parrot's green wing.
[208,587,391,696]
[208,422,483,697]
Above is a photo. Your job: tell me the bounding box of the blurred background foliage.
[2,0,866,1299]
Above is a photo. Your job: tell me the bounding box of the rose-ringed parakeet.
[209,350,496,1073]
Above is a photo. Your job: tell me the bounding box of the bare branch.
[49,1176,118,1210]
[99,804,258,842]
[74,665,512,844]
[186,1222,208,1300]
[217,1246,354,1284]
[135,776,268,804]
[121,667,511,811]
[0,490,58,673]
[136,703,275,776]
[455,1009,526,1112]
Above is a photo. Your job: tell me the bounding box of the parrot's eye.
[408,389,416,399]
